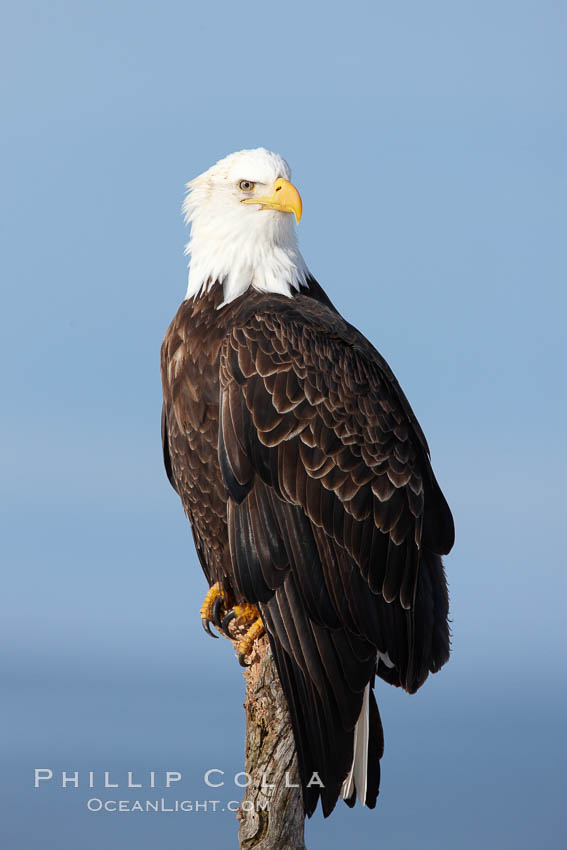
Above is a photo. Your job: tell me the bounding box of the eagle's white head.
[183,148,309,306]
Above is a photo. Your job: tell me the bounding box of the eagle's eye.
[239,180,255,193]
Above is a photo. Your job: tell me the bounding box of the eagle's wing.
[218,297,453,816]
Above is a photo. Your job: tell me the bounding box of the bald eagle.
[161,148,454,817]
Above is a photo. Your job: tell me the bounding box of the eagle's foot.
[220,603,265,666]
[202,592,264,663]
[200,582,226,639]
[237,617,265,667]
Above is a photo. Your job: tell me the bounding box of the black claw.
[212,595,224,628]
[221,610,236,636]
[202,617,219,639]
[238,652,249,668]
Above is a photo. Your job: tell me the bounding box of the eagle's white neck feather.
[182,148,309,307]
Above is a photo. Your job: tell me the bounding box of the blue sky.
[2,1,566,848]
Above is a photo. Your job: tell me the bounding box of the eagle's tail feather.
[262,597,383,817]
[341,681,383,808]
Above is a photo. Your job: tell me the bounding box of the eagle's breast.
[161,288,233,583]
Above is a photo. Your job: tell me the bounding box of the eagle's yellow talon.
[200,582,224,638]
[237,617,265,667]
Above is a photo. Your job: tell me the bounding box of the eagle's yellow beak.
[241,178,302,224]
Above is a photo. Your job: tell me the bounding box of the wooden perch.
[235,634,307,850]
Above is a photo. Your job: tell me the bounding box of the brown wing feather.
[220,303,452,624]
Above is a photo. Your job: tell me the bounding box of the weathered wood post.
[236,635,307,850]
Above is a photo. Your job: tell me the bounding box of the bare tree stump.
[235,634,307,850]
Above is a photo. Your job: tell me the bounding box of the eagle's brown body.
[161,277,454,816]
[161,278,339,587]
